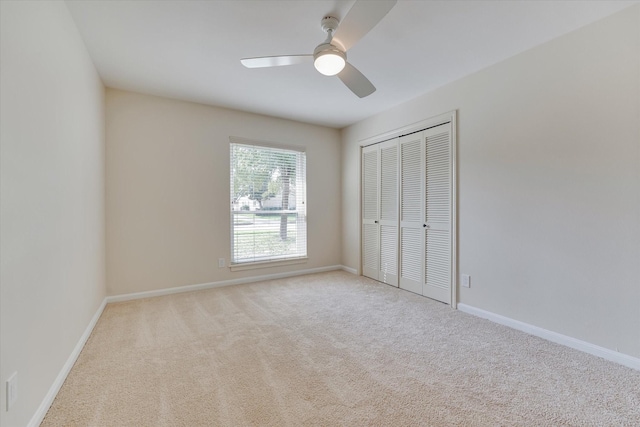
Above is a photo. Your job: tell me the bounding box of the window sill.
[229,257,308,272]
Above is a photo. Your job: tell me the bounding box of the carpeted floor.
[42,271,640,426]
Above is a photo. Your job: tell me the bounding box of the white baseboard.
[457,303,640,371]
[340,265,358,275]
[28,298,108,427]
[106,264,346,303]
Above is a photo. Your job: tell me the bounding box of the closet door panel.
[362,223,379,279]
[361,146,379,280]
[423,123,452,303]
[380,143,398,223]
[400,138,422,223]
[400,228,422,294]
[362,148,379,221]
[425,227,451,302]
[380,225,398,285]
[399,133,424,294]
[379,140,398,286]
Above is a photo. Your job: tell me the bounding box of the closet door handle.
[423,224,429,228]
[375,220,379,224]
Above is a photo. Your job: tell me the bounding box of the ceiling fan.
[240,0,397,98]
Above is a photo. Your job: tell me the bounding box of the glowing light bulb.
[313,47,346,76]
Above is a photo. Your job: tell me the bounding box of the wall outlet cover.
[461,274,471,288]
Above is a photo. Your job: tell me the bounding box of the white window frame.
[229,137,307,271]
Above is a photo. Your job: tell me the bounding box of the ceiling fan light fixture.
[240,1,397,97]
[313,45,346,76]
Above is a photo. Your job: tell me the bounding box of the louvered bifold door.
[399,132,425,295]
[423,123,453,304]
[362,145,380,280]
[378,139,399,286]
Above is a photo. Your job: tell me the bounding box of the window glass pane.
[230,142,306,264]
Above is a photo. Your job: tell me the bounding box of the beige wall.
[0,2,106,426]
[342,6,640,358]
[106,89,341,295]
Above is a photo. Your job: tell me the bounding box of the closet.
[361,120,455,305]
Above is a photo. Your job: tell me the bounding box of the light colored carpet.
[43,271,640,426]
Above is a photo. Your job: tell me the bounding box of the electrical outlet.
[6,372,17,411]
[218,258,226,268]
[461,274,471,288]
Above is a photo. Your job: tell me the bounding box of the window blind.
[230,141,307,265]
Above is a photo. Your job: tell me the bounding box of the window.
[230,139,307,266]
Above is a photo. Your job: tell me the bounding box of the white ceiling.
[66,0,636,129]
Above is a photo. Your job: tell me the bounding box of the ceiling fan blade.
[332,0,397,51]
[241,55,313,68]
[337,62,376,98]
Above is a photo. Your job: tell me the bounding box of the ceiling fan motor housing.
[313,43,346,60]
[320,16,340,34]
